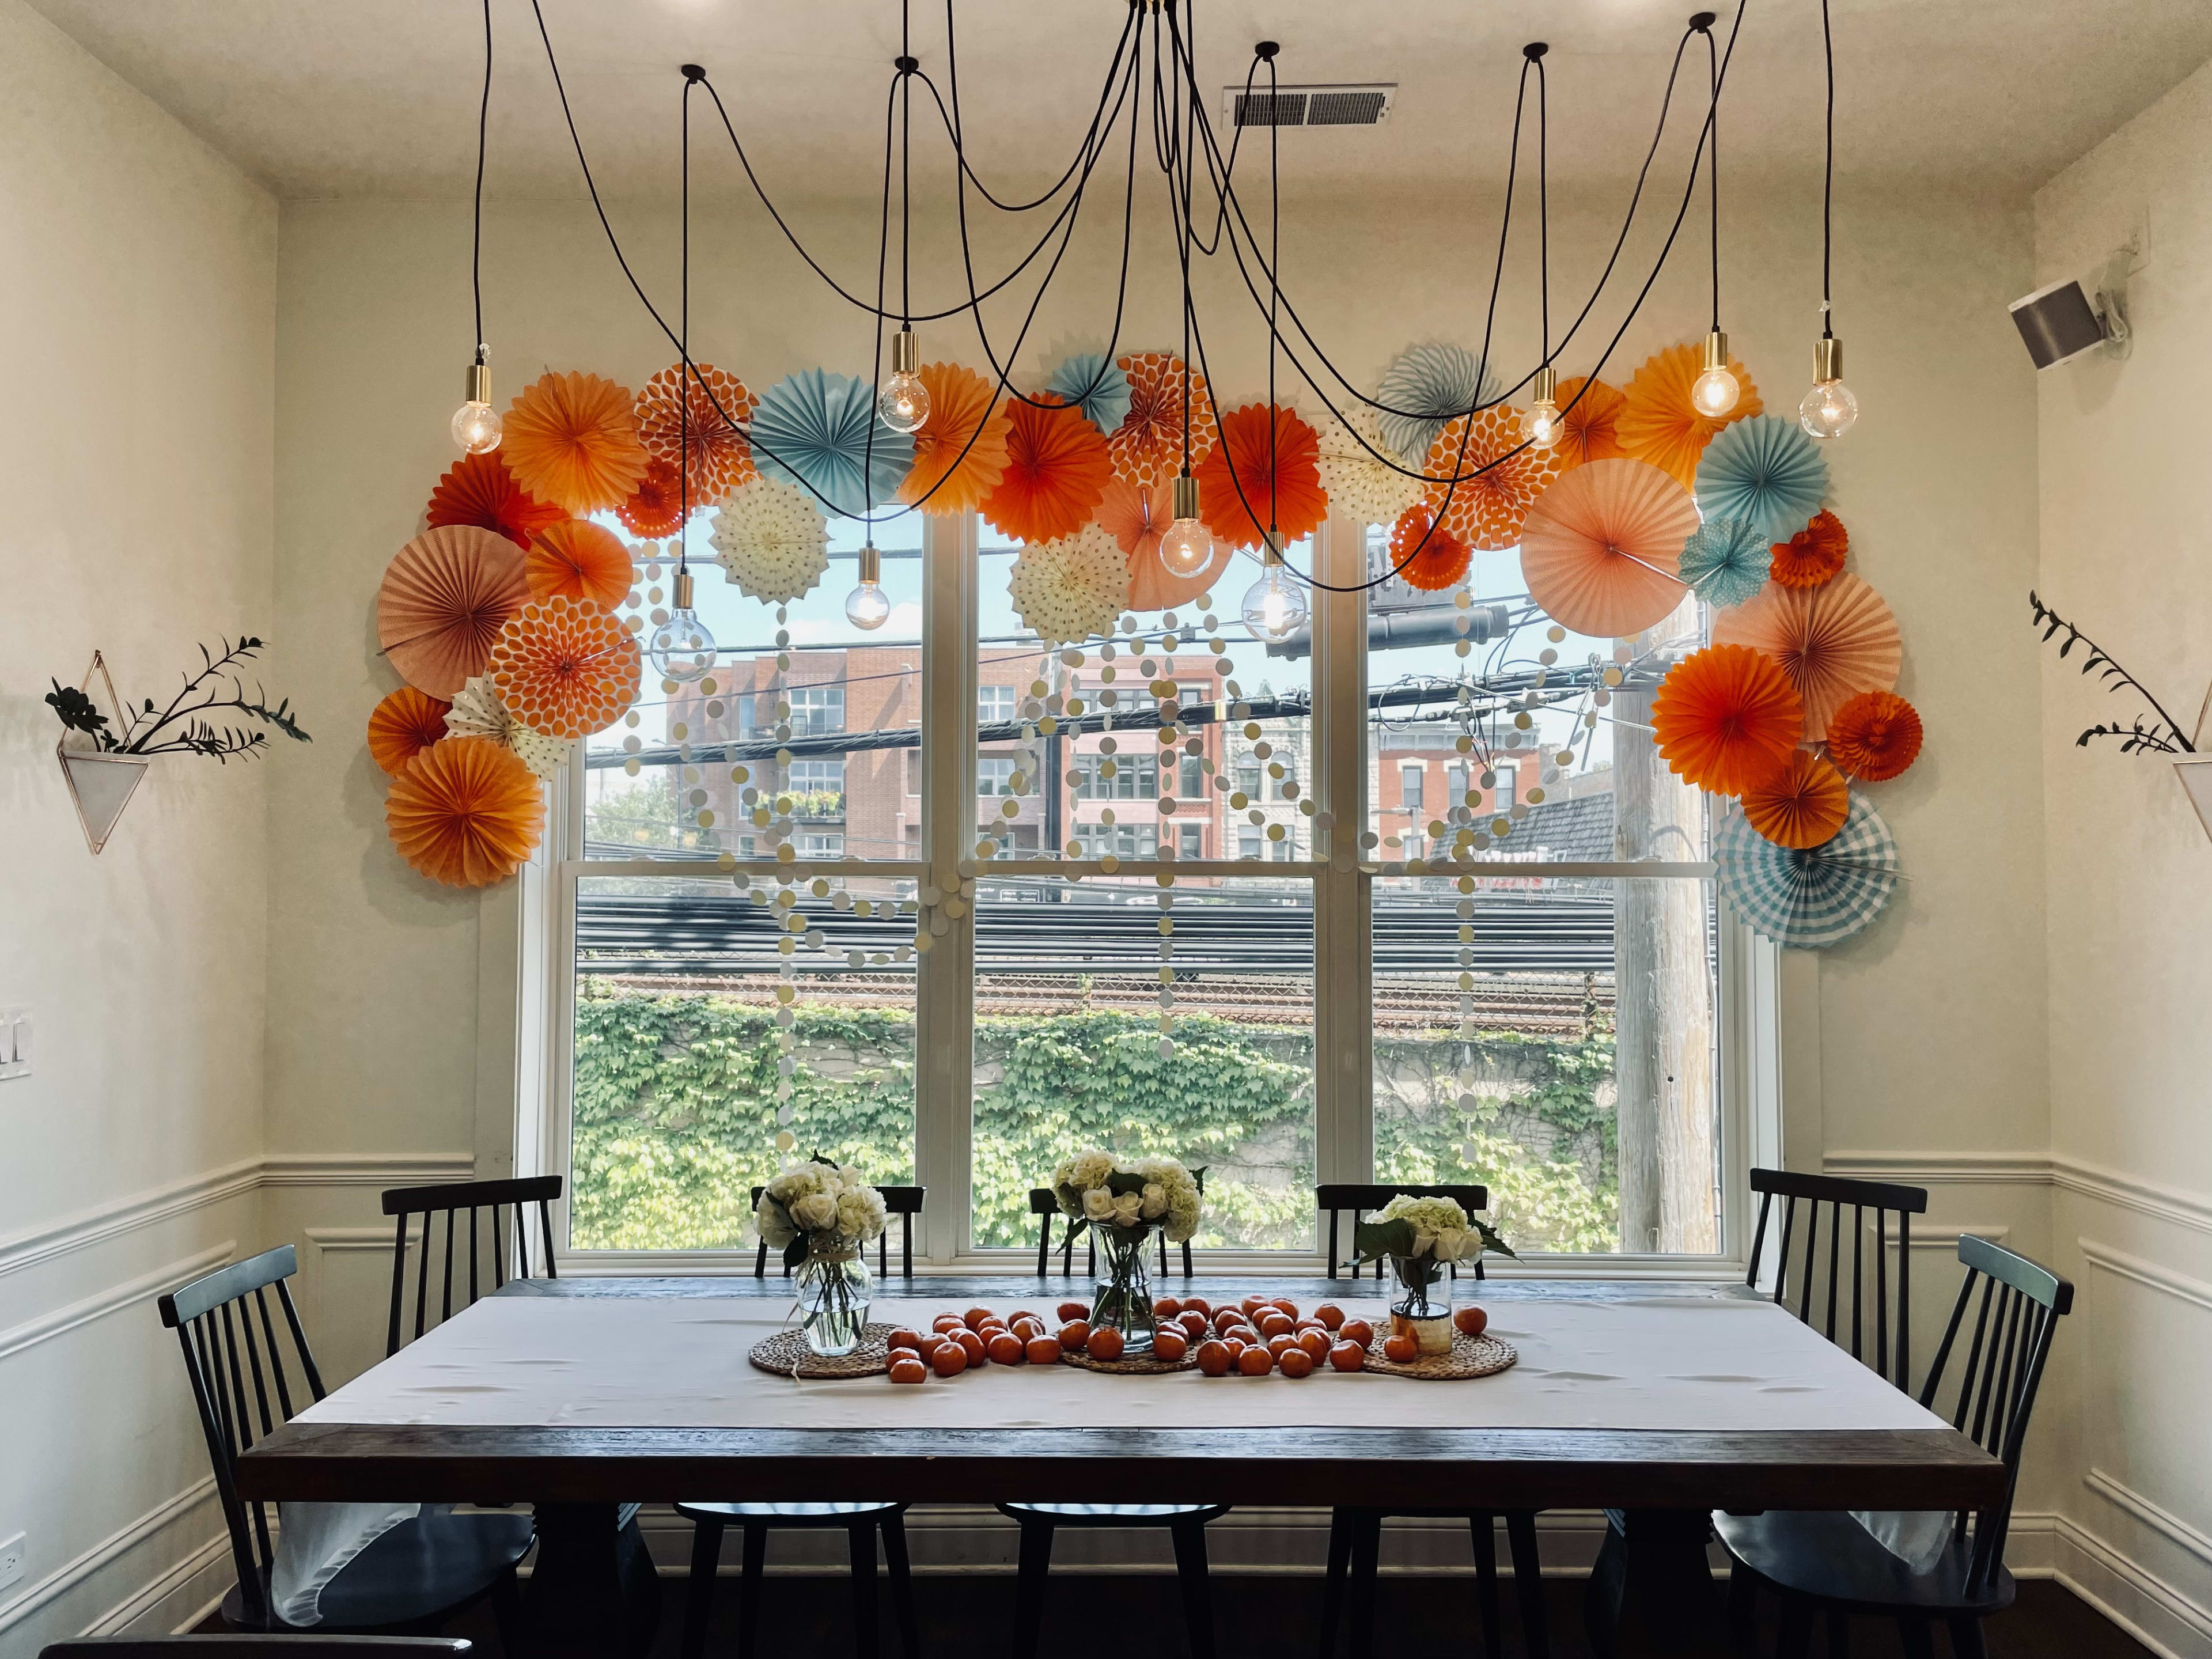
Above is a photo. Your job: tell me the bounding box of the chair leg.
[1347,1510,1383,1659]
[1827,1609,1850,1659]
[849,1521,880,1659]
[488,1565,525,1659]
[1009,1518,1054,1659]
[1320,1509,1353,1659]
[882,1513,921,1659]
[1947,1616,1987,1659]
[1778,1595,1817,1659]
[1169,1518,1217,1659]
[1897,1616,1936,1659]
[736,1525,767,1659]
[1469,1512,1503,1659]
[681,1518,725,1659]
[1505,1510,1550,1659]
[1726,1565,1758,1659]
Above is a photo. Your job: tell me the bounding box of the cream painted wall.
[0,0,276,1647]
[2033,55,2212,1659]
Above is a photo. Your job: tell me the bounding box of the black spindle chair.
[382,1176,560,1357]
[1028,1174,1203,1279]
[752,1184,924,1278]
[1746,1167,1930,1391]
[1319,1184,1493,1282]
[1717,1236,2073,1659]
[43,1642,474,1657]
[157,1247,533,1639]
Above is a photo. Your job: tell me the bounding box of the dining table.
[235,1273,2006,1657]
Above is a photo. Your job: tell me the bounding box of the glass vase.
[1389,1253,1455,1355]
[796,1238,873,1357]
[1090,1225,1157,1357]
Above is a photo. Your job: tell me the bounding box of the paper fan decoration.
[1650,643,1805,797]
[487,594,641,741]
[634,361,756,504]
[1390,506,1472,593]
[1695,414,1829,541]
[1100,476,1230,611]
[425,452,565,550]
[1110,351,1218,487]
[749,368,915,518]
[1195,403,1326,550]
[1617,342,1763,488]
[1517,459,1698,638]
[384,736,547,889]
[897,362,1010,517]
[1740,749,1851,850]
[1554,376,1627,469]
[1047,353,1132,435]
[500,370,649,516]
[445,675,566,780]
[982,397,1113,545]
[1422,407,1565,551]
[711,475,831,604]
[1677,517,1772,609]
[1006,524,1129,645]
[1716,792,1897,949]
[1711,573,1900,742]
[1316,403,1426,527]
[1377,343,1501,465]
[367,687,453,778]
[1825,689,1923,782]
[377,525,532,699]
[1772,509,1849,589]
[617,459,685,539]
[527,520,632,611]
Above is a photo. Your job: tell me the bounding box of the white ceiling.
[28,0,2212,201]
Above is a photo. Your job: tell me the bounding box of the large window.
[550,511,1759,1264]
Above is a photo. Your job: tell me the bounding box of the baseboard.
[2054,1513,2212,1659]
[0,1478,223,1643]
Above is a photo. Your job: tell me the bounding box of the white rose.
[1067,1150,1116,1191]
[791,1192,839,1232]
[1430,1227,1469,1263]
[756,1194,798,1248]
[1111,1191,1145,1226]
[1082,1187,1116,1221]
[1140,1182,1168,1220]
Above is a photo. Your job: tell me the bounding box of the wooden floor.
[393,1573,2152,1659]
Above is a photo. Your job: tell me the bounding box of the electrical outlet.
[0,1531,26,1592]
[0,1010,28,1082]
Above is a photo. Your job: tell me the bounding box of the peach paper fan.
[1195,403,1325,550]
[1110,351,1219,487]
[1554,376,1627,471]
[1099,475,1231,610]
[1390,506,1472,592]
[899,362,1012,516]
[1650,643,1805,797]
[1825,690,1922,781]
[487,593,642,741]
[635,361,757,503]
[1740,749,1851,849]
[981,397,1113,545]
[384,735,546,888]
[425,452,565,550]
[366,686,453,778]
[1617,341,1763,489]
[527,519,632,611]
[501,370,649,516]
[1516,459,1696,638]
[1710,572,1900,743]
[377,524,532,699]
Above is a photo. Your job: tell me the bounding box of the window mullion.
[1312,512,1372,1190]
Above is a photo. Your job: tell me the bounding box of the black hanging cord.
[1700,13,1721,331]
[1263,40,1280,537]
[1532,43,1550,367]
[469,0,491,359]
[679,66,694,574]
[1820,0,1835,339]
[899,1,913,326]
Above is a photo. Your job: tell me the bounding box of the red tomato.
[1058,1320,1091,1352]
[887,1328,923,1352]
[931,1342,969,1377]
[1278,1346,1315,1378]
[1454,1305,1490,1337]
[888,1357,929,1384]
[1382,1333,1419,1363]
[1087,1326,1126,1361]
[1025,1335,1063,1366]
[1195,1339,1232,1377]
[987,1333,1027,1366]
[1339,1319,1375,1349]
[1328,1342,1366,1373]
[1154,1296,1183,1319]
[1152,1328,1190,1362]
[1236,1344,1275,1376]
[1057,1301,1090,1322]
[1314,1304,1346,1331]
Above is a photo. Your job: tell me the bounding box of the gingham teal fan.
[1046,353,1131,434]
[749,368,915,518]
[1695,414,1830,541]
[1715,793,1897,948]
[1678,517,1772,609]
[1376,343,1502,467]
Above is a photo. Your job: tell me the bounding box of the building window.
[1446,763,1468,801]
[1494,764,1517,810]
[1074,754,1157,799]
[797,832,844,858]
[978,685,1017,726]
[1275,767,1298,801]
[1074,823,1157,858]
[1236,764,1262,798]
[787,685,845,734]
[1179,824,1203,857]
[1179,754,1204,797]
[1400,764,1424,811]
[978,756,1018,796]
[1238,827,1264,859]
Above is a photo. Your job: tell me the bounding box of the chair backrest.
[1318,1183,1492,1281]
[1029,1177,1205,1279]
[752,1184,924,1279]
[1916,1235,2072,1589]
[381,1176,562,1357]
[42,1641,472,1657]
[1745,1168,1929,1391]
[157,1245,327,1631]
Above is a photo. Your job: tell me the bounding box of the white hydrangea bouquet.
[1351,1192,1515,1352]
[756,1156,888,1355]
[1051,1149,1202,1356]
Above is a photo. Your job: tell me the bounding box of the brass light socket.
[464,360,491,405]
[1531,365,1557,404]
[673,569,694,609]
[857,542,882,585]
[1702,329,1729,372]
[1261,529,1286,566]
[1813,336,1844,382]
[891,328,920,376]
[1171,474,1201,523]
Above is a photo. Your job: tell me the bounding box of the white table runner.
[298,1291,1946,1434]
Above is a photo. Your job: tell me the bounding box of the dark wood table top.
[236,1275,2006,1513]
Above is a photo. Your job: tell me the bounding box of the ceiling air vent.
[1225,84,1396,128]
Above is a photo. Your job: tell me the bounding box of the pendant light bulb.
[844,541,892,631]
[1239,535,1308,643]
[1158,474,1213,578]
[1690,329,1740,419]
[451,353,502,454]
[1798,336,1858,440]
[1521,365,1562,451]
[876,328,930,435]
[649,569,718,684]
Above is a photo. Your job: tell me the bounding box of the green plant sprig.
[46,637,310,762]
[2028,591,2195,755]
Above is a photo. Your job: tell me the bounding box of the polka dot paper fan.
[1006,524,1129,645]
[445,674,566,780]
[1422,407,1565,551]
[711,475,831,605]
[1317,402,1426,527]
[487,593,641,741]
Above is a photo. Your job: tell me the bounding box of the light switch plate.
[0,1009,29,1081]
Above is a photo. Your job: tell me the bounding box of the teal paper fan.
[1678,517,1772,609]
[1047,353,1131,434]
[1376,343,1502,466]
[749,368,915,519]
[1695,414,1829,541]
[1716,793,1897,949]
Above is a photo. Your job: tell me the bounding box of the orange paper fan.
[487,594,642,741]
[384,736,547,889]
[1651,643,1805,797]
[527,520,632,611]
[1616,342,1763,489]
[635,361,757,503]
[501,370,649,517]
[377,524,532,699]
[1390,506,1472,592]
[1741,749,1851,849]
[899,362,1012,516]
[1554,376,1627,470]
[1517,459,1698,638]
[1195,403,1326,550]
[1825,689,1923,781]
[1110,351,1219,487]
[1421,407,1566,551]
[366,686,453,778]
[1711,572,1900,743]
[980,397,1114,545]
[1099,475,1231,609]
[1770,509,1849,589]
[425,452,565,550]
[618,459,685,538]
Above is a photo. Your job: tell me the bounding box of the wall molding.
[0,1158,259,1282]
[0,1242,235,1365]
[0,1477,218,1638]
[1824,1152,2212,1243]
[2054,1509,2212,1659]
[2060,1161,2212,1241]
[2081,1238,2212,1316]
[2087,1468,2212,1571]
[259,1152,475,1190]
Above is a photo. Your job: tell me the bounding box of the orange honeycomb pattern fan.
[487,594,642,741]
[634,361,757,503]
[1421,407,1565,551]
